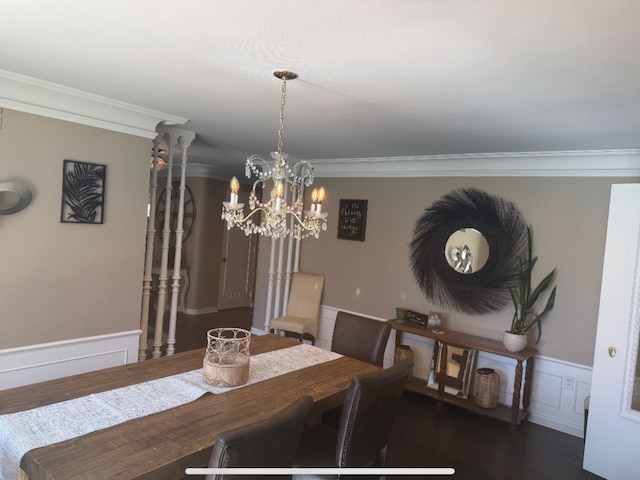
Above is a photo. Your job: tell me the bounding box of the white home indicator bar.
[185,467,455,476]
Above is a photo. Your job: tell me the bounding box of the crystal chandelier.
[221,70,328,240]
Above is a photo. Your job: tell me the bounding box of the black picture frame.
[337,199,367,241]
[61,160,106,224]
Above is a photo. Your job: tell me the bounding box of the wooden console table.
[390,320,536,430]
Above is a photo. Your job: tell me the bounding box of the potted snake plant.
[504,227,557,352]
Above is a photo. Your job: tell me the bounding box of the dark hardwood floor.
[156,308,602,480]
[388,393,601,480]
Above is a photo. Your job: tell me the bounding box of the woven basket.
[474,368,500,408]
[394,344,414,381]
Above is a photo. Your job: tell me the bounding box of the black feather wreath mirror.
[409,188,528,314]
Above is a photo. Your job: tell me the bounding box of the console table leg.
[395,330,403,349]
[522,356,534,414]
[437,343,448,401]
[511,359,524,430]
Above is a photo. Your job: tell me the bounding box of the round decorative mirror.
[445,228,490,274]
[409,188,528,314]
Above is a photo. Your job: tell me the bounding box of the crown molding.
[182,162,230,180]
[308,149,640,178]
[158,162,230,182]
[170,151,640,181]
[0,69,188,138]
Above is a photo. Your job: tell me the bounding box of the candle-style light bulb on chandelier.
[221,70,328,240]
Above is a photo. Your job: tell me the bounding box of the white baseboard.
[0,330,141,390]
[159,305,219,315]
[183,306,219,315]
[250,327,266,336]
[312,306,591,438]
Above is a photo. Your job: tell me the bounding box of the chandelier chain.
[277,76,287,157]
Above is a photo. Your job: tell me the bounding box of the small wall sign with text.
[338,199,367,241]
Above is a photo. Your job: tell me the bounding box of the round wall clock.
[155,182,196,247]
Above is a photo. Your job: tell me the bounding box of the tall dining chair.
[270,272,325,345]
[206,395,314,480]
[331,311,392,367]
[293,360,413,479]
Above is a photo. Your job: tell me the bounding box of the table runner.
[0,343,341,480]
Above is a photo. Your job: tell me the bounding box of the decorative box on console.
[405,310,442,330]
[405,310,429,328]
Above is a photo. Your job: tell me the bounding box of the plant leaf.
[527,268,555,309]
[509,225,557,344]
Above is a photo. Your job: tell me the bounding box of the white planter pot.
[503,331,527,352]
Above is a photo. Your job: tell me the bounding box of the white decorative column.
[138,137,162,361]
[294,237,301,272]
[263,185,303,332]
[264,237,278,332]
[152,135,175,358]
[274,235,286,317]
[143,124,195,359]
[280,190,298,313]
[165,127,195,355]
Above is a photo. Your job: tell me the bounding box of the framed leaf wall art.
[61,160,106,224]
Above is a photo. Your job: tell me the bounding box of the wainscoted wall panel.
[527,357,593,437]
[265,305,593,438]
[534,370,564,408]
[0,330,141,390]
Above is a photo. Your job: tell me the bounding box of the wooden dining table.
[0,334,379,480]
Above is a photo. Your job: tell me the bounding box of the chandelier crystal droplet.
[221,70,328,240]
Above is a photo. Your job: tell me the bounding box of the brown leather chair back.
[336,359,413,467]
[331,311,391,366]
[207,395,313,480]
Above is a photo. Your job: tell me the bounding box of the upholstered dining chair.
[206,395,314,480]
[270,272,325,345]
[292,360,413,479]
[331,311,392,367]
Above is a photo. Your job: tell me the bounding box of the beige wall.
[254,176,638,366]
[1,109,150,349]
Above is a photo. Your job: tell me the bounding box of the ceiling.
[2,0,640,179]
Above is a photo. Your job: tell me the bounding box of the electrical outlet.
[563,376,574,390]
